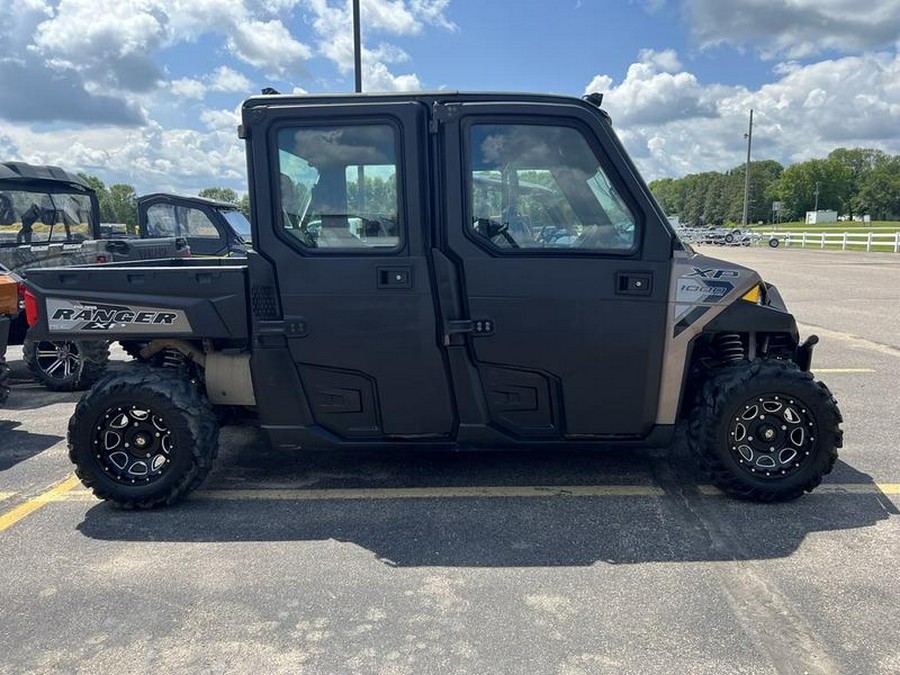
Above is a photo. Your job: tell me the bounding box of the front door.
[140,197,229,256]
[259,102,455,440]
[441,103,671,438]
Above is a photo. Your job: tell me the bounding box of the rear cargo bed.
[25,259,249,342]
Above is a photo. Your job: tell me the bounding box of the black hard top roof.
[139,193,239,210]
[0,161,93,192]
[244,90,599,111]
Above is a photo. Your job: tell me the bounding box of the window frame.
[270,117,407,256]
[145,203,221,240]
[461,116,643,258]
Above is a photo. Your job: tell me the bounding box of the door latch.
[615,272,653,296]
[445,319,495,339]
[377,267,412,289]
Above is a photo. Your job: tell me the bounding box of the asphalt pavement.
[1,246,898,674]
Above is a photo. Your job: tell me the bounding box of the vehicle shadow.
[75,427,897,567]
[0,421,64,471]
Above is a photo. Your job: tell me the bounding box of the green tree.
[649,177,682,215]
[198,187,239,204]
[855,159,900,220]
[774,159,851,221]
[238,194,251,220]
[828,148,889,216]
[77,172,107,197]
[104,184,138,227]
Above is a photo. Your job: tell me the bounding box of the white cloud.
[585,50,900,180]
[306,0,453,90]
[209,66,253,92]
[227,19,312,75]
[584,49,717,126]
[364,62,421,91]
[685,0,900,58]
[170,78,207,99]
[1,112,247,194]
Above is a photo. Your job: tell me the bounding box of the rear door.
[440,102,672,438]
[252,101,455,440]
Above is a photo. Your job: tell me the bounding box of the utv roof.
[0,161,93,193]
[139,193,239,210]
[243,90,610,119]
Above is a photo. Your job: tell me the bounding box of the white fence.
[759,231,900,252]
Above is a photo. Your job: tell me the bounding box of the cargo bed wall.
[25,264,249,342]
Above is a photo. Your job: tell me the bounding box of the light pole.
[814,181,820,212]
[352,0,362,93]
[352,0,365,215]
[741,109,753,228]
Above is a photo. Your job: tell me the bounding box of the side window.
[184,208,219,238]
[146,204,219,238]
[0,191,91,244]
[276,124,400,250]
[146,203,178,237]
[468,124,637,252]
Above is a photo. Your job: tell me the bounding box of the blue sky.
[1,0,898,194]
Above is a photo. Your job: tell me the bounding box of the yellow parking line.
[817,483,900,495]
[814,368,875,374]
[194,485,667,500]
[0,475,81,533]
[699,483,900,496]
[40,481,900,508]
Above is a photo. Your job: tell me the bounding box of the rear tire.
[687,359,842,501]
[769,237,780,248]
[23,333,109,391]
[68,366,219,508]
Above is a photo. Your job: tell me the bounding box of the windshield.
[222,210,251,240]
[0,189,94,246]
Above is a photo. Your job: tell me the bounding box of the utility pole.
[352,0,365,218]
[814,181,820,212]
[741,109,753,228]
[352,0,362,93]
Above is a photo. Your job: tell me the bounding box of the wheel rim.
[35,341,81,380]
[728,394,816,479]
[93,404,173,485]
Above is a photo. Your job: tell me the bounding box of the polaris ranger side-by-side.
[24,92,842,507]
[0,162,192,391]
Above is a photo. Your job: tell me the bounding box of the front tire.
[687,359,842,501]
[23,334,109,391]
[68,366,219,508]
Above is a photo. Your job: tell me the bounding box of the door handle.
[377,267,412,289]
[616,272,653,296]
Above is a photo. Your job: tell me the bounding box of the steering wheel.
[475,217,519,248]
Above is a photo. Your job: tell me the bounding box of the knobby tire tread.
[686,359,843,502]
[68,366,218,508]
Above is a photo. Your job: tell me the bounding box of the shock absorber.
[161,348,186,369]
[713,333,745,363]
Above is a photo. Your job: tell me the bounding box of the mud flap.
[795,334,819,372]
